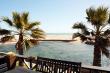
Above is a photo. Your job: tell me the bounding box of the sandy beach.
[0,34,81,45]
[45,34,72,40]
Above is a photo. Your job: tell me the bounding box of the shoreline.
[0,34,77,45]
[0,41,16,45]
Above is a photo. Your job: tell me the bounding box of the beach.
[0,34,75,44]
[45,34,72,40]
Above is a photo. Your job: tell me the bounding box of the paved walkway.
[5,67,41,73]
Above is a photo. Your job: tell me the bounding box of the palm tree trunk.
[16,31,24,55]
[93,46,101,66]
[16,31,24,66]
[93,37,101,66]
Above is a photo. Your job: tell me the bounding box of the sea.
[0,33,110,67]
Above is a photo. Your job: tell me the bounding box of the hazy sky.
[0,0,109,33]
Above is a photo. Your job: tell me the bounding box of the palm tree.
[0,12,45,65]
[72,6,110,66]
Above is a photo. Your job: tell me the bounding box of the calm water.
[0,41,110,67]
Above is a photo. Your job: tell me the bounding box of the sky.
[0,0,110,33]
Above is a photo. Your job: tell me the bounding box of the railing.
[10,55,110,73]
[81,65,110,73]
[0,53,110,73]
[36,57,81,73]
[12,56,81,73]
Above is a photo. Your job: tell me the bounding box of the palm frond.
[25,22,40,30]
[72,33,81,39]
[0,35,14,43]
[86,6,109,25]
[0,29,11,35]
[24,40,32,50]
[30,39,39,45]
[31,28,45,39]
[21,12,29,25]
[101,47,109,58]
[31,33,45,39]
[73,32,87,42]
[73,22,90,35]
[72,33,88,42]
[2,17,13,26]
[108,14,110,24]
[96,6,108,25]
[73,23,86,29]
[97,37,109,47]
[83,30,90,35]
[104,29,110,36]
[24,39,39,51]
[86,7,95,22]
[90,31,95,36]
[80,34,88,42]
[12,12,22,29]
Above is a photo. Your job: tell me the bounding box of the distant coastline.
[45,33,73,40]
[46,33,72,35]
[0,33,74,45]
